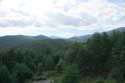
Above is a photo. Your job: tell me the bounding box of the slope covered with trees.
[0,30,125,83]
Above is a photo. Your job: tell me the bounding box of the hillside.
[0,35,71,50]
[0,27,125,49]
[69,27,125,42]
[0,27,125,83]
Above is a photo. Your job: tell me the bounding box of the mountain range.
[0,27,124,49]
[69,27,125,42]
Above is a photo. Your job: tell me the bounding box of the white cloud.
[0,0,124,37]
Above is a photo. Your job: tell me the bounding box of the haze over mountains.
[69,27,125,42]
[0,35,70,49]
[0,27,124,49]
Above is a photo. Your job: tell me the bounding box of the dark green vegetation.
[0,28,125,83]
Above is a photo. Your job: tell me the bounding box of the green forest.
[0,31,125,83]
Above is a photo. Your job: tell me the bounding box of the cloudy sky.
[0,0,125,38]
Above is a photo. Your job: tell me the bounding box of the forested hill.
[68,27,125,41]
[0,27,125,83]
[0,27,124,49]
[0,35,71,50]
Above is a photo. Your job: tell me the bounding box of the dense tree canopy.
[0,31,125,83]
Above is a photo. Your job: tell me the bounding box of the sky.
[0,0,125,38]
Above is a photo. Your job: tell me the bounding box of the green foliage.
[0,65,12,83]
[13,63,32,83]
[88,77,118,83]
[86,33,112,75]
[61,64,80,83]
[0,31,125,83]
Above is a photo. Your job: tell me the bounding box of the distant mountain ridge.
[68,35,91,42]
[0,27,124,48]
[0,35,49,46]
[0,35,70,49]
[68,27,125,42]
[108,27,125,33]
